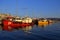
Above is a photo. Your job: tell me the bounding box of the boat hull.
[38,21,48,24]
[3,20,34,28]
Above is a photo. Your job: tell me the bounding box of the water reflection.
[48,23,53,26]
[2,25,33,32]
[0,25,2,31]
[22,26,33,32]
[0,22,53,31]
[21,26,33,35]
[3,26,13,31]
[0,22,60,40]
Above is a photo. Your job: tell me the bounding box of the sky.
[0,0,60,18]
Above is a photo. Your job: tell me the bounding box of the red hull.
[3,20,34,28]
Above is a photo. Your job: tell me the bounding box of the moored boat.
[22,16,34,25]
[3,16,34,28]
[38,19,48,24]
[48,20,53,23]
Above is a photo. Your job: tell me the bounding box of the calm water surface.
[0,22,60,40]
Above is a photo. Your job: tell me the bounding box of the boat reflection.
[2,25,33,32]
[38,23,48,28]
[22,26,33,32]
[0,25,2,31]
[48,22,53,26]
[3,26,13,31]
[21,26,33,35]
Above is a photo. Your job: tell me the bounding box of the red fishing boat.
[3,16,34,28]
[2,0,34,28]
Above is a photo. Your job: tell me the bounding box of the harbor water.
[0,22,60,40]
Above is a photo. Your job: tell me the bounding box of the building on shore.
[0,13,12,20]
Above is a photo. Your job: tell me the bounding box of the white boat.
[22,16,33,23]
[13,16,22,22]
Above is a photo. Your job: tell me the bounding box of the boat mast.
[0,8,2,14]
[32,8,34,18]
[16,0,18,17]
